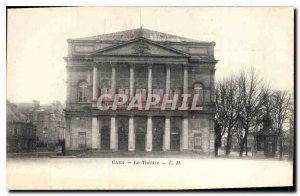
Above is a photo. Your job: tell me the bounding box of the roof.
[6,101,26,123]
[72,27,200,42]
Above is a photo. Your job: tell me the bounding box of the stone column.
[148,65,152,95]
[163,117,171,151]
[128,117,135,151]
[111,64,116,97]
[183,65,188,94]
[181,117,189,151]
[110,116,117,151]
[92,65,98,107]
[129,65,134,99]
[92,117,99,149]
[165,65,170,94]
[146,116,152,151]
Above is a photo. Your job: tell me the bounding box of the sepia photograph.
[5,6,294,190]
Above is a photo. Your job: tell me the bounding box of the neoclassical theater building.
[65,28,217,154]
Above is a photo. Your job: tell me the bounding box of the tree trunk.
[239,138,244,157]
[279,135,283,160]
[289,121,293,161]
[215,141,218,157]
[225,134,231,156]
[245,134,248,156]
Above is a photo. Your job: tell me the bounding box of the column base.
[146,147,152,152]
[180,149,189,152]
[128,146,135,151]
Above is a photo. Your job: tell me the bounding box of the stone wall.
[68,68,93,103]
[67,117,92,149]
[188,116,214,154]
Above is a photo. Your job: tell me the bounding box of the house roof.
[6,101,26,123]
[72,27,201,43]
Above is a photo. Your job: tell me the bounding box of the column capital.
[183,64,189,69]
[109,62,117,68]
[129,64,136,69]
[165,64,171,69]
[95,62,106,67]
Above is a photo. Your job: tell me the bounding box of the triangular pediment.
[91,37,189,57]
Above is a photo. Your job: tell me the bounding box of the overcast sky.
[7,7,294,104]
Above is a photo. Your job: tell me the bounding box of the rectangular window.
[194,133,202,149]
[13,128,18,136]
[78,132,86,148]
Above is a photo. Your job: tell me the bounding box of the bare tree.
[235,68,265,157]
[215,67,293,159]
[289,96,294,161]
[271,90,291,160]
[215,76,238,156]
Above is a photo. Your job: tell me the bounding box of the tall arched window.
[194,83,204,106]
[78,81,88,102]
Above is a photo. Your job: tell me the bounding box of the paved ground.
[7,156,293,190]
[7,150,212,159]
[7,150,290,160]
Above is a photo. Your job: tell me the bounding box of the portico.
[91,58,190,151]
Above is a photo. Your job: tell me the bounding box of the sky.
[7,7,294,104]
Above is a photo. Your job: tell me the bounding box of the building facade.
[7,101,37,153]
[16,100,65,150]
[65,28,217,154]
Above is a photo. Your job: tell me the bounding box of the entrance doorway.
[135,127,146,151]
[100,126,110,150]
[170,127,180,151]
[152,117,164,151]
[118,126,128,151]
[135,117,147,151]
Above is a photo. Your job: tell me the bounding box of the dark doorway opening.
[135,127,146,151]
[118,126,128,151]
[101,126,110,150]
[170,128,180,151]
[135,117,147,151]
[152,117,164,151]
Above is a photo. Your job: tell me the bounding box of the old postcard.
[6,7,294,190]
